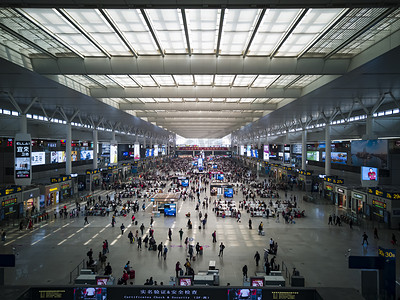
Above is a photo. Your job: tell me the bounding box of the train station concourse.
[0,0,400,299]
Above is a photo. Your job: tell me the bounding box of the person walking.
[242,265,248,280]
[163,245,168,260]
[150,216,154,227]
[188,245,194,261]
[362,232,369,246]
[111,216,116,227]
[140,223,145,236]
[391,233,397,245]
[128,231,134,244]
[84,216,89,225]
[175,261,181,278]
[258,222,263,235]
[195,242,200,256]
[212,231,217,243]
[269,238,274,251]
[328,215,333,225]
[120,223,125,235]
[374,227,379,239]
[254,251,261,266]
[168,228,172,241]
[218,242,225,257]
[184,237,189,248]
[248,219,252,229]
[137,236,142,250]
[105,240,109,253]
[179,228,184,241]
[158,242,163,258]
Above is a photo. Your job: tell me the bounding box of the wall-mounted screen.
[161,145,166,155]
[361,166,378,181]
[284,152,290,163]
[134,143,140,160]
[307,151,319,161]
[154,145,159,157]
[227,289,262,300]
[292,144,302,154]
[240,145,245,156]
[71,151,78,162]
[164,203,176,216]
[32,152,45,166]
[15,140,31,178]
[80,150,93,160]
[263,145,270,161]
[351,139,388,169]
[246,145,251,157]
[224,188,233,198]
[178,277,192,286]
[251,149,258,158]
[110,144,118,164]
[331,152,347,164]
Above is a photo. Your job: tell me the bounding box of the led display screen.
[31,151,45,166]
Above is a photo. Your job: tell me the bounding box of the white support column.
[111,131,116,141]
[325,123,331,176]
[363,115,377,140]
[143,136,147,148]
[150,137,153,148]
[66,122,72,175]
[20,114,27,134]
[301,129,307,170]
[93,129,98,169]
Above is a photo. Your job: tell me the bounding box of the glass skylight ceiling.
[4,7,393,59]
[100,97,291,104]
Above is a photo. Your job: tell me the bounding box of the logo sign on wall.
[134,143,140,160]
[14,133,32,185]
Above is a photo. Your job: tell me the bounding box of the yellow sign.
[49,187,58,192]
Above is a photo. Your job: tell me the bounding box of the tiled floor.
[0,181,398,292]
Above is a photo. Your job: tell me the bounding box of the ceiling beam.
[136,112,263,118]
[140,9,164,57]
[92,86,301,98]
[243,9,266,57]
[215,8,225,57]
[31,56,351,75]
[119,102,277,111]
[149,118,255,123]
[3,0,398,9]
[181,9,191,56]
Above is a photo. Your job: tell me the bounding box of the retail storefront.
[335,186,349,209]
[60,180,73,201]
[0,187,23,221]
[22,188,40,216]
[42,183,60,207]
[351,191,367,216]
[324,183,334,203]
[366,187,400,228]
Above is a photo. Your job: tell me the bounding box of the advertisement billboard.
[134,143,140,160]
[351,139,388,169]
[80,150,93,160]
[263,145,270,161]
[32,152,45,166]
[71,151,78,162]
[110,144,118,165]
[240,145,245,156]
[154,145,159,157]
[306,151,319,161]
[246,145,251,157]
[15,140,31,178]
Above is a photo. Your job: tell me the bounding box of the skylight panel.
[66,75,100,88]
[152,75,176,86]
[239,98,255,103]
[220,9,260,55]
[194,75,214,85]
[269,75,299,87]
[232,75,257,87]
[214,75,235,86]
[212,98,226,102]
[198,98,211,102]
[154,98,170,102]
[64,9,130,55]
[173,75,193,85]
[170,98,184,102]
[88,75,119,87]
[125,98,142,103]
[184,98,196,102]
[226,98,240,102]
[131,75,157,87]
[106,9,159,55]
[276,9,343,56]
[108,75,139,87]
[290,75,322,87]
[138,98,155,102]
[146,9,186,54]
[186,9,219,53]
[249,9,300,55]
[253,98,270,103]
[251,75,279,87]
[23,8,104,56]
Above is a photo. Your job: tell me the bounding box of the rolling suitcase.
[261,231,265,236]
[199,225,201,230]
[130,270,135,279]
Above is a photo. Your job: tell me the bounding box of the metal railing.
[69,259,86,284]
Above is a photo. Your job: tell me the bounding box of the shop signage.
[0,186,22,197]
[324,177,344,184]
[326,185,333,191]
[177,147,228,151]
[2,198,17,207]
[337,188,345,194]
[50,177,61,183]
[61,183,70,190]
[298,170,312,176]
[352,193,364,200]
[367,188,400,200]
[108,165,117,170]
[372,200,387,209]
[378,247,396,260]
[49,187,58,192]
[59,175,71,182]
[86,170,93,175]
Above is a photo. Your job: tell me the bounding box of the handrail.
[69,259,86,284]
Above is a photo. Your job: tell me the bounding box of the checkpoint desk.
[151,193,179,216]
